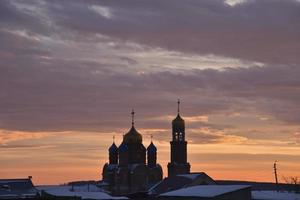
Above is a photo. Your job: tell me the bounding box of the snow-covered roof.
[148,172,216,196]
[177,174,200,180]
[159,185,250,198]
[0,178,34,185]
[252,191,300,200]
[0,178,38,198]
[38,185,127,200]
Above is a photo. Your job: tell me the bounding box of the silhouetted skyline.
[0,0,300,184]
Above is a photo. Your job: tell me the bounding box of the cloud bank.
[0,0,299,143]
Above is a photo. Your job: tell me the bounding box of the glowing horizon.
[1,115,300,185]
[1,0,300,185]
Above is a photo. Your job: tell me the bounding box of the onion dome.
[172,113,184,124]
[124,126,142,143]
[172,99,185,125]
[123,109,143,143]
[118,141,128,153]
[109,142,118,154]
[147,142,157,154]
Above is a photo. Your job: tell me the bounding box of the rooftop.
[159,185,251,198]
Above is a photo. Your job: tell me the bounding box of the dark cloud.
[43,0,300,65]
[0,0,51,35]
[2,0,299,64]
[0,0,299,135]
[0,60,299,132]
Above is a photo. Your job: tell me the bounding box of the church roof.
[118,141,128,152]
[173,113,184,122]
[122,109,143,144]
[123,126,142,144]
[172,100,185,124]
[109,142,118,153]
[147,142,157,154]
[172,113,184,123]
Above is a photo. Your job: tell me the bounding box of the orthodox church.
[102,100,190,195]
[102,110,163,195]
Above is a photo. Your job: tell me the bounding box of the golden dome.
[123,126,142,144]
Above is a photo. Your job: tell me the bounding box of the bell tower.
[167,100,190,177]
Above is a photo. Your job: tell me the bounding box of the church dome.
[172,99,185,125]
[109,142,118,153]
[118,141,128,153]
[147,142,157,154]
[123,126,142,144]
[172,114,185,125]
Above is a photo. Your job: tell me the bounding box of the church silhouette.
[102,100,190,195]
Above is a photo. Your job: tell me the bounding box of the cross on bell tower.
[177,99,180,114]
[131,109,135,126]
[167,99,190,177]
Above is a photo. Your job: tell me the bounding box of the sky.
[0,0,300,185]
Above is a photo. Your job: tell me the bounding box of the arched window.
[179,132,183,141]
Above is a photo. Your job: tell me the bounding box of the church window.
[179,132,183,141]
[175,132,179,141]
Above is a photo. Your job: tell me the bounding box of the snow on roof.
[148,179,163,194]
[0,178,37,198]
[177,174,200,180]
[159,185,250,198]
[0,179,32,184]
[252,191,300,200]
[38,185,127,200]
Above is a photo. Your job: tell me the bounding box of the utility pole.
[274,160,279,192]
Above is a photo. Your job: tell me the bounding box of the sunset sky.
[0,0,300,185]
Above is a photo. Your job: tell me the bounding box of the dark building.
[168,100,191,177]
[149,173,216,196]
[0,177,39,199]
[102,110,163,195]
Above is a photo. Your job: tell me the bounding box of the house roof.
[252,191,300,200]
[38,185,127,200]
[159,185,251,198]
[177,174,202,180]
[0,178,38,199]
[148,172,215,195]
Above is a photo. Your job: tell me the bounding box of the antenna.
[274,160,279,191]
[150,134,153,142]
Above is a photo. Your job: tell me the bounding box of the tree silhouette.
[283,176,300,193]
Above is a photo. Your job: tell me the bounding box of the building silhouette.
[168,100,190,177]
[102,100,191,194]
[102,110,163,195]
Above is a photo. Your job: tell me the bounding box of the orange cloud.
[0,130,46,145]
[188,127,248,145]
[150,115,209,123]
